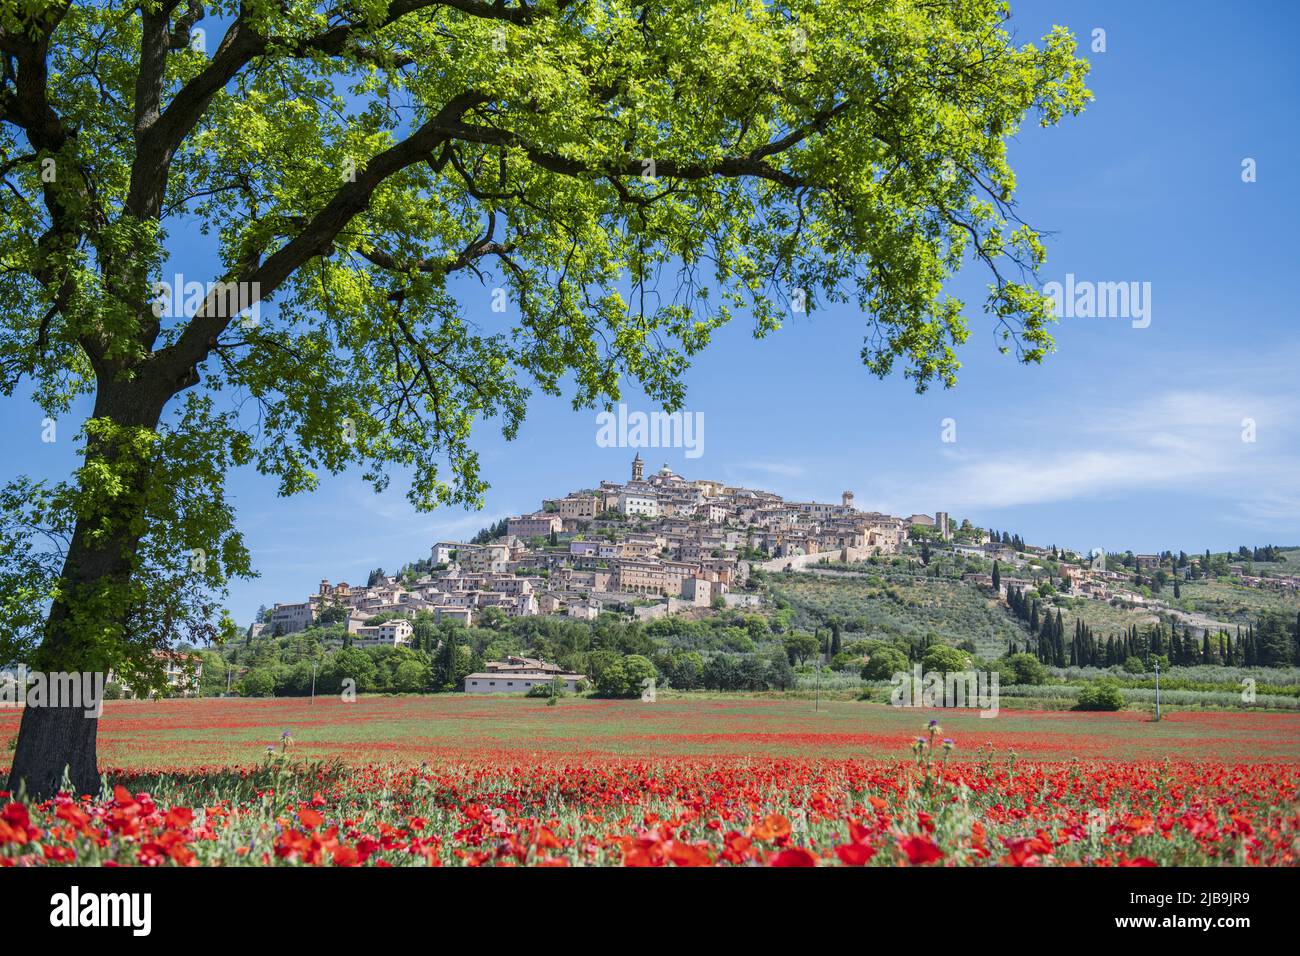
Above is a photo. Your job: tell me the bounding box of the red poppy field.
[2,696,1299,866]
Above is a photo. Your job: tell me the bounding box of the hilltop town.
[256,455,963,643]
[253,454,1299,664]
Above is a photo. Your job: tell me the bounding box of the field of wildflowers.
[2,697,1298,867]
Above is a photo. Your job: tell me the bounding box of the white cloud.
[872,386,1300,525]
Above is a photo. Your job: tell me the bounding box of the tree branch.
[154,89,491,388]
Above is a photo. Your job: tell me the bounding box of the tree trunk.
[6,377,171,800]
[7,704,101,799]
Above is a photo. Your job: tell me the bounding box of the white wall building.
[463,657,588,694]
[619,492,659,518]
[352,619,414,647]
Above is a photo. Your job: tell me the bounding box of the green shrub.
[1006,652,1049,685]
[393,659,431,693]
[861,645,909,681]
[596,654,657,697]
[1122,656,1146,674]
[239,668,276,698]
[527,679,567,698]
[1076,680,1125,711]
[830,651,861,671]
[921,644,971,673]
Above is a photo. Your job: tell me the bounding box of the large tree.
[0,0,1088,796]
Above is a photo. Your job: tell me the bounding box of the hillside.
[759,548,1299,661]
[764,567,1029,658]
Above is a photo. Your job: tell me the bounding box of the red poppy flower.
[1,802,29,828]
[299,808,324,830]
[165,806,194,829]
[752,813,792,842]
[667,841,713,867]
[769,847,818,867]
[835,842,876,865]
[900,835,944,865]
[332,845,360,866]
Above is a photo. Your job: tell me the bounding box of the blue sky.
[3,1,1298,626]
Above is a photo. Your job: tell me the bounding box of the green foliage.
[768,570,1028,658]
[391,657,432,693]
[1122,655,1147,674]
[1075,680,1125,711]
[861,645,909,681]
[526,677,568,699]
[830,651,860,671]
[655,650,705,690]
[921,644,972,673]
[782,631,821,665]
[315,602,349,626]
[1005,652,1049,686]
[767,652,796,691]
[194,653,227,696]
[596,653,657,698]
[1256,611,1297,667]
[325,648,379,694]
[238,668,276,698]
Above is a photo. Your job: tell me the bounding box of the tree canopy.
[0,0,1088,795]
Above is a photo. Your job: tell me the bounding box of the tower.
[841,490,854,509]
[631,453,644,482]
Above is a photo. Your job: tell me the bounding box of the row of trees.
[1005,584,1300,668]
[207,605,812,698]
[989,530,1027,551]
